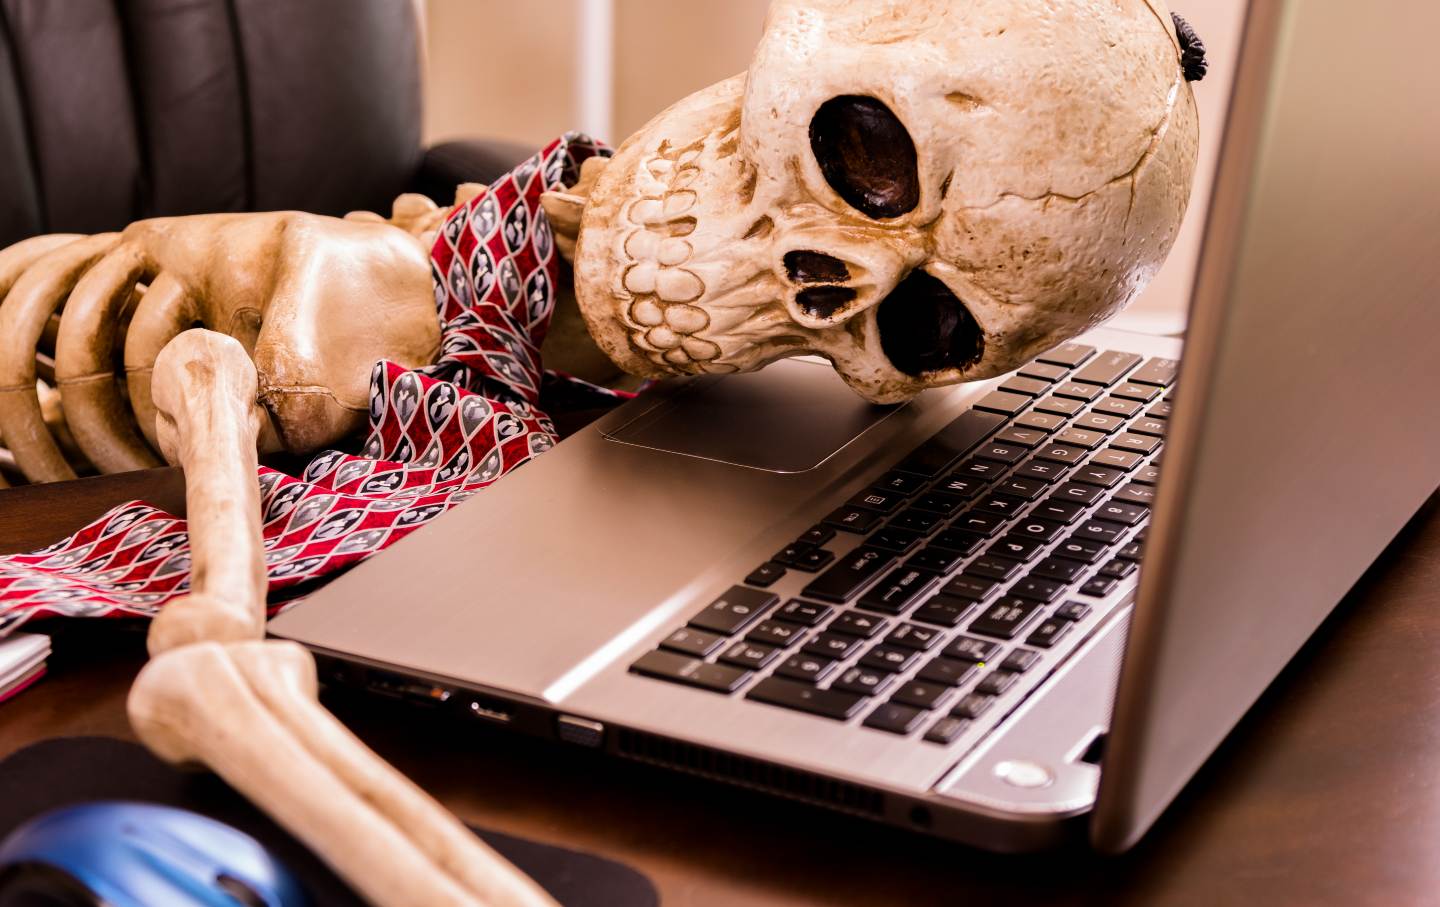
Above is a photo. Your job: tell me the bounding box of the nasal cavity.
[784,250,850,284]
[809,95,920,220]
[797,286,858,319]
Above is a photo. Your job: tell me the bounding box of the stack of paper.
[0,634,49,703]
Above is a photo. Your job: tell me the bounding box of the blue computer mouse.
[0,802,307,907]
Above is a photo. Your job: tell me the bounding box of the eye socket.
[809,95,921,220]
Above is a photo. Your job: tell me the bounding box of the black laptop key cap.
[1114,483,1158,506]
[802,631,864,660]
[873,471,927,496]
[886,623,943,651]
[746,619,808,648]
[1073,350,1142,386]
[1000,649,1040,673]
[1131,417,1168,438]
[1010,576,1065,603]
[942,575,1001,602]
[1027,618,1072,649]
[891,680,952,710]
[792,548,835,572]
[967,555,1023,581]
[931,528,985,556]
[917,656,980,687]
[719,640,782,670]
[1055,601,1092,621]
[631,650,750,693]
[1072,465,1127,488]
[974,493,1027,518]
[911,491,966,515]
[1035,395,1085,417]
[1057,427,1106,450]
[1080,576,1119,597]
[1037,342,1096,368]
[848,488,905,513]
[894,409,1006,476]
[1033,556,1087,583]
[1100,558,1138,580]
[858,566,934,613]
[869,526,924,554]
[689,587,778,634]
[887,508,945,534]
[1009,518,1066,544]
[1015,411,1066,433]
[951,511,1008,537]
[944,636,1001,663]
[830,610,888,638]
[951,693,996,720]
[823,505,882,534]
[772,542,814,567]
[969,597,1045,639]
[831,666,894,697]
[1074,412,1126,434]
[954,459,1008,481]
[1130,356,1179,387]
[861,644,921,673]
[1053,482,1105,505]
[1147,400,1174,420]
[936,475,987,498]
[1112,432,1161,455]
[976,670,1018,696]
[1056,537,1107,564]
[1074,519,1127,545]
[777,600,832,626]
[1092,396,1143,418]
[775,653,837,683]
[745,562,786,587]
[911,595,975,628]
[747,677,865,719]
[1031,499,1087,524]
[974,441,1027,465]
[973,390,1031,416]
[803,548,894,602]
[798,525,837,546]
[986,536,1045,562]
[1053,381,1102,402]
[924,716,970,744]
[1117,541,1144,561]
[1112,382,1162,402]
[1036,443,1089,465]
[1095,501,1148,526]
[660,627,726,657]
[999,376,1049,398]
[995,426,1048,449]
[1019,361,1069,383]
[907,547,965,574]
[864,702,927,735]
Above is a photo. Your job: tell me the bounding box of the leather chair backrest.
[0,0,421,247]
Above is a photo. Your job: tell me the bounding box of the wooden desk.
[3,471,1438,906]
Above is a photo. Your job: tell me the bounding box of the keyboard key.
[924,716,971,744]
[951,511,1008,537]
[823,505,882,534]
[777,600,832,626]
[1129,356,1179,387]
[931,528,986,556]
[858,566,936,614]
[791,548,835,572]
[830,666,895,697]
[999,376,1050,398]
[944,636,1001,663]
[1055,601,1093,621]
[907,547,966,574]
[935,475,987,498]
[886,623,943,651]
[798,525,837,546]
[1074,519,1127,545]
[872,471,926,496]
[1037,342,1096,368]
[1019,361,1069,383]
[969,597,1046,639]
[1113,483,1158,506]
[719,640,782,670]
[1000,649,1041,673]
[1117,541,1144,561]
[803,632,864,660]
[891,680,953,710]
[775,653,838,683]
[861,644,921,673]
[1092,397,1143,418]
[995,426,1048,448]
[1057,427,1106,450]
[1094,501,1148,526]
[997,475,1049,501]
[661,627,726,657]
[1010,576,1065,603]
[864,702,927,734]
[830,610,889,638]
[917,656,980,686]
[1071,465,1127,488]
[951,693,996,720]
[631,650,750,693]
[974,493,1027,517]
[1015,411,1066,433]
[974,441,1027,465]
[1036,443,1088,465]
[1032,556,1087,584]
[745,562,786,587]
[1131,417,1168,438]
[1054,381,1102,402]
[911,491,966,515]
[747,619,808,647]
[1055,537,1107,564]
[1030,499,1087,524]
[967,555,1024,581]
[973,390,1031,416]
[689,587,778,634]
[941,575,1001,602]
[773,542,815,566]
[1079,576,1119,597]
[1034,395,1086,417]
[869,526,924,554]
[1133,464,1163,485]
[1052,482,1105,505]
[953,459,1008,481]
[748,677,865,719]
[888,508,945,534]
[1073,350,1142,386]
[1073,412,1127,434]
[1026,618,1072,649]
[848,488,906,513]
[1009,518,1066,544]
[1094,452,1140,472]
[1100,558,1138,580]
[977,670,1019,695]
[1112,432,1161,455]
[986,535,1046,562]
[1112,382,1162,403]
[911,595,975,628]
[1147,400,1174,420]
[803,548,895,602]
[894,410,1007,477]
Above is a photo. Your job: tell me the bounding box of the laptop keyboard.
[629,343,1176,746]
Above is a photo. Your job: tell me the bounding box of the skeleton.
[0,1,1200,903]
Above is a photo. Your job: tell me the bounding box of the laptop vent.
[615,729,885,818]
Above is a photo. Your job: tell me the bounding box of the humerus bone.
[131,329,556,907]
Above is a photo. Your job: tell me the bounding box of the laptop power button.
[556,715,605,748]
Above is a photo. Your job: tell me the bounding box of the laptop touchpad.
[604,358,903,473]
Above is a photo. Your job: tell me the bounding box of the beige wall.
[422,0,768,149]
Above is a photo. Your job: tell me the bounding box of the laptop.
[270,0,1440,852]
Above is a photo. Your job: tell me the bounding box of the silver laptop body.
[270,0,1440,852]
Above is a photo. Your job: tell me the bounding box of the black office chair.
[0,0,530,248]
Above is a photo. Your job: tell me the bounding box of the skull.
[572,0,1200,403]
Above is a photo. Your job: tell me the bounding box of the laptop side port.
[467,698,513,725]
[556,715,604,747]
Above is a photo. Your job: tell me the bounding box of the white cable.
[575,0,615,142]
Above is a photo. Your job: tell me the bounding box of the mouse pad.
[0,737,657,907]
